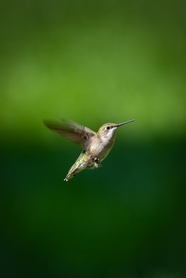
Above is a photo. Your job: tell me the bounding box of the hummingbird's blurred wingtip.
[43,119,52,127]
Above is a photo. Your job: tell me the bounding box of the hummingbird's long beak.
[117,119,135,127]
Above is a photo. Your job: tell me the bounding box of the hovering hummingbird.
[43,118,135,181]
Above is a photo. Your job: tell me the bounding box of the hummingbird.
[43,118,135,181]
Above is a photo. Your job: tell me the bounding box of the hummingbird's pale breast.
[88,130,117,162]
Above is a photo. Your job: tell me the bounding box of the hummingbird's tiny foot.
[88,161,97,169]
[87,156,101,169]
[93,157,100,168]
[94,157,99,163]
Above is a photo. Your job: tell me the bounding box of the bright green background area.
[1,1,186,277]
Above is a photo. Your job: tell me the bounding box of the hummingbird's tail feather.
[64,174,75,182]
[64,152,90,181]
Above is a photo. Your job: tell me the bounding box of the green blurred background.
[1,0,186,277]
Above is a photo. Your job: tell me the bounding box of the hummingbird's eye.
[106,126,110,130]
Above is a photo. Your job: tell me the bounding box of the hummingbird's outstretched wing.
[43,119,96,147]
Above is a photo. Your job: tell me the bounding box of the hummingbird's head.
[98,119,135,140]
